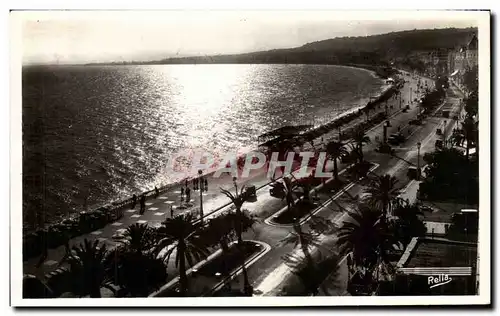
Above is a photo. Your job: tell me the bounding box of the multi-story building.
[449,34,478,89]
[465,34,478,69]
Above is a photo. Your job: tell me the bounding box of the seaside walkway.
[23,69,429,296]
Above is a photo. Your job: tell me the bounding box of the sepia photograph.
[10,9,491,307]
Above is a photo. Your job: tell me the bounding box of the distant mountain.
[298,27,476,54]
[87,27,477,66]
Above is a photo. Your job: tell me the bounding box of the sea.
[22,64,388,227]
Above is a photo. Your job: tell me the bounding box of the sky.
[16,11,480,65]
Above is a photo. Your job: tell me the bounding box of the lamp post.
[233,176,238,198]
[198,169,204,224]
[417,142,422,180]
[383,121,389,144]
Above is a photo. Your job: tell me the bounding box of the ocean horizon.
[22,63,389,227]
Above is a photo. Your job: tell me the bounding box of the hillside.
[298,27,476,55]
[89,27,477,67]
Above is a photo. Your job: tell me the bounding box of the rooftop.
[421,201,479,223]
[405,239,477,268]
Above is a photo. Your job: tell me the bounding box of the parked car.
[376,143,394,155]
[387,136,399,145]
[407,167,420,180]
[242,185,257,199]
[388,133,405,144]
[269,182,285,198]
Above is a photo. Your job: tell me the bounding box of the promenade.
[23,71,403,278]
[24,69,452,298]
[214,74,464,296]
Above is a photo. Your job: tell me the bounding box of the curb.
[203,240,272,296]
[149,240,271,297]
[264,163,380,228]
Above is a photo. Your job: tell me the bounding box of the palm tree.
[326,140,348,182]
[155,214,209,296]
[352,128,370,163]
[122,223,157,254]
[265,139,299,177]
[203,213,236,288]
[337,206,397,293]
[363,174,401,218]
[112,223,167,297]
[113,246,168,297]
[220,185,254,295]
[450,117,477,161]
[59,239,115,298]
[392,200,427,246]
[269,176,297,212]
[279,221,320,273]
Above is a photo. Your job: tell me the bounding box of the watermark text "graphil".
[163,149,344,180]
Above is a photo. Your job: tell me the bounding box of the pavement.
[220,73,467,297]
[26,70,466,297]
[23,74,405,278]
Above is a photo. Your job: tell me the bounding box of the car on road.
[387,136,399,145]
[387,133,405,145]
[376,143,395,155]
[407,166,420,180]
[436,128,443,135]
[242,185,257,199]
[269,181,286,198]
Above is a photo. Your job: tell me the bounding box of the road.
[26,71,465,298]
[215,75,465,296]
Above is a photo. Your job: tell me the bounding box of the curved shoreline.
[23,65,400,236]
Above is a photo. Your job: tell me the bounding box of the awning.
[450,69,459,77]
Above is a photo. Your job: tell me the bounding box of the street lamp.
[383,121,390,143]
[198,169,204,224]
[416,142,422,180]
[233,176,238,197]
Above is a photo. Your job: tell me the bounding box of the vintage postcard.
[10,10,491,307]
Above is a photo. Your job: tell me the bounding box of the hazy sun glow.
[17,10,479,65]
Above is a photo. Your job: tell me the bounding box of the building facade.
[449,34,478,89]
